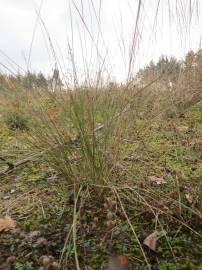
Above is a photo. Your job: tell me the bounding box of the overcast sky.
[0,0,201,82]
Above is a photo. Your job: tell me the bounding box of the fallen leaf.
[167,191,177,199]
[143,231,158,251]
[148,176,166,185]
[0,215,16,232]
[195,140,202,149]
[190,140,202,150]
[185,194,193,204]
[108,255,130,270]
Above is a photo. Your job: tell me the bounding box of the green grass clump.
[4,111,29,131]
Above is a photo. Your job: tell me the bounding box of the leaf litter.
[0,215,16,232]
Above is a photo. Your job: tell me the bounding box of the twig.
[0,152,44,174]
[0,156,14,171]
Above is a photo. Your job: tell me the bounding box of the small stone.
[10,188,16,194]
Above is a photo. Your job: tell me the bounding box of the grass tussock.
[0,69,202,269]
[0,1,202,269]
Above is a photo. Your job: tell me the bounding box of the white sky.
[0,0,201,83]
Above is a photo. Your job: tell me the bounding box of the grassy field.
[0,82,202,269]
[0,1,202,269]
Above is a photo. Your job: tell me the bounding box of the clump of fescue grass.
[17,82,200,269]
[26,86,138,185]
[23,76,173,185]
[0,1,202,268]
[1,67,202,269]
